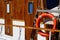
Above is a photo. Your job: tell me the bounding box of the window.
[28,2,33,14]
[6,3,10,13]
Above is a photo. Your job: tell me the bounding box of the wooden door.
[4,0,13,36]
[4,0,25,36]
[24,0,37,40]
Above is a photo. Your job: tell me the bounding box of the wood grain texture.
[12,0,24,20]
[5,0,25,36]
[24,0,37,40]
[0,0,48,39]
[0,0,5,18]
[4,1,13,36]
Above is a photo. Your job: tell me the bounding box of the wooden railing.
[0,23,60,32]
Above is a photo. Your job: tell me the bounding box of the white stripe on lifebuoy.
[36,13,56,37]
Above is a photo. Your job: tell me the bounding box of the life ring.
[36,13,56,37]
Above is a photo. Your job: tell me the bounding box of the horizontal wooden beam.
[0,23,60,32]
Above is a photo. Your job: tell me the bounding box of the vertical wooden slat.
[33,0,37,40]
[4,1,13,36]
[24,0,37,40]
[0,0,5,18]
[24,0,31,40]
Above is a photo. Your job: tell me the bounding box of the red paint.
[36,13,56,37]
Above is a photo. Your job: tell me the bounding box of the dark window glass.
[46,0,59,9]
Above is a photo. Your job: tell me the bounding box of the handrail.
[0,23,60,32]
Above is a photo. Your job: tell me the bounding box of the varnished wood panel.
[4,1,13,36]
[0,0,5,18]
[12,0,24,20]
[24,0,37,40]
[4,0,25,36]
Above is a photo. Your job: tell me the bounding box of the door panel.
[24,0,37,40]
[4,0,25,36]
[12,0,24,20]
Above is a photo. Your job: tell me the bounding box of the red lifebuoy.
[36,13,56,37]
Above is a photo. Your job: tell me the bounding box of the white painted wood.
[0,19,25,40]
[13,20,25,26]
[37,34,46,40]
